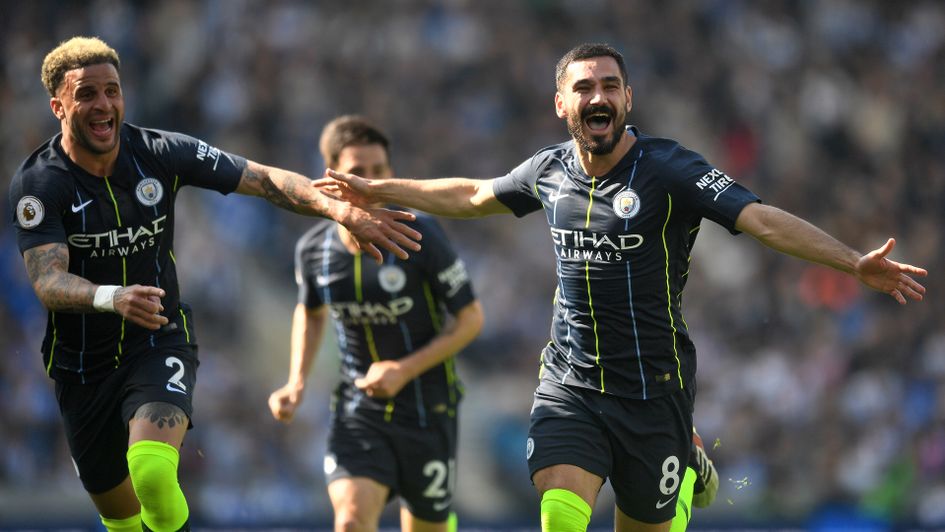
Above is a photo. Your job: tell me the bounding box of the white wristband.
[93,285,121,313]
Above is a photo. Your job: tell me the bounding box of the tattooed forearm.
[260,172,298,211]
[23,243,97,312]
[237,161,330,216]
[134,402,188,430]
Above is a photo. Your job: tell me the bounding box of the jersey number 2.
[422,459,456,498]
[166,356,187,393]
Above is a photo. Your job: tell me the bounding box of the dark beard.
[71,117,119,155]
[566,106,625,155]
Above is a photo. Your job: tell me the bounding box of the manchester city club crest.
[378,264,407,293]
[135,177,164,206]
[16,196,44,229]
[612,189,641,219]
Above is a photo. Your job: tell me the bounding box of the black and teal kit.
[494,126,759,522]
[295,214,475,520]
[493,126,760,400]
[8,123,246,492]
[10,122,246,382]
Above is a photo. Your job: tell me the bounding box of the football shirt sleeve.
[414,216,475,314]
[9,168,71,254]
[295,232,325,309]
[492,151,552,217]
[660,145,761,234]
[162,131,247,194]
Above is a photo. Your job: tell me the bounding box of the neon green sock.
[127,440,189,532]
[669,467,698,532]
[541,488,592,532]
[447,511,458,532]
[100,513,141,532]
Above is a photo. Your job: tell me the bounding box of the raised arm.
[355,300,484,399]
[268,303,329,423]
[735,202,927,304]
[322,169,512,219]
[236,160,422,261]
[23,243,168,328]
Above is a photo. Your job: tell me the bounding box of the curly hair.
[41,36,120,96]
[319,115,390,169]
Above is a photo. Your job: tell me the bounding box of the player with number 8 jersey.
[316,42,927,532]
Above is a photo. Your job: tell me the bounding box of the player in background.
[269,115,483,532]
[8,37,421,532]
[316,42,926,532]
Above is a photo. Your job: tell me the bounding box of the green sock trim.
[127,440,188,532]
[100,513,141,532]
[447,511,458,532]
[541,488,592,532]
[669,467,698,532]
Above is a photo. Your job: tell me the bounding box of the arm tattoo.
[23,244,96,312]
[134,402,188,430]
[240,163,327,215]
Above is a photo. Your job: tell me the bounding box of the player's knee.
[334,509,375,532]
[127,441,188,531]
[540,488,592,532]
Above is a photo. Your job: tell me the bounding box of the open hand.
[855,238,927,305]
[335,204,421,263]
[313,169,371,208]
[317,169,421,263]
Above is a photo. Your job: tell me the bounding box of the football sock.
[127,440,189,532]
[669,467,697,532]
[100,513,141,532]
[448,512,458,532]
[541,488,592,532]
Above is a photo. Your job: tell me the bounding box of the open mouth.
[583,111,612,133]
[89,118,114,138]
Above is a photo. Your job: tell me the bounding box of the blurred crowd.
[1,0,943,528]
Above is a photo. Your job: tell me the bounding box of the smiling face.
[50,62,124,161]
[555,56,632,155]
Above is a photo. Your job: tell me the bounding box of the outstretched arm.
[268,304,329,423]
[355,300,484,398]
[23,243,168,328]
[320,169,511,218]
[735,202,927,304]
[236,161,421,261]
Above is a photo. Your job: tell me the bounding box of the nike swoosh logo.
[166,383,187,395]
[432,499,452,512]
[655,497,675,509]
[316,273,345,286]
[548,192,569,203]
[71,199,93,213]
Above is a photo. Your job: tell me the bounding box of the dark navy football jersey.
[493,126,760,400]
[295,214,476,426]
[9,123,246,383]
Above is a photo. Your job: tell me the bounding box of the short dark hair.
[319,115,390,169]
[42,36,120,96]
[555,43,627,90]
